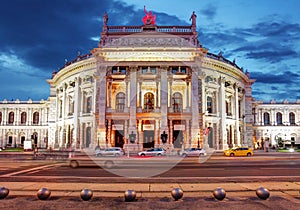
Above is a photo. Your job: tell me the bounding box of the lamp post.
[197,133,200,148]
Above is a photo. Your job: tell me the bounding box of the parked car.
[224,147,253,157]
[95,147,125,157]
[181,148,206,157]
[138,148,166,156]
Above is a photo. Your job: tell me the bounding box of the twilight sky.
[0,0,300,102]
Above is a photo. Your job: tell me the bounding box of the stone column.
[235,84,241,146]
[96,65,108,147]
[169,120,173,145]
[186,120,190,147]
[191,66,200,147]
[124,80,129,112]
[219,76,228,150]
[128,66,137,136]
[107,119,112,146]
[138,81,142,108]
[156,81,159,109]
[73,77,80,147]
[160,66,168,132]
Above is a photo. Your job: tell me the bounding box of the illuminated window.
[172,92,182,113]
[144,92,154,112]
[116,92,125,112]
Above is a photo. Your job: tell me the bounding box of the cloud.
[200,4,217,20]
[251,71,300,84]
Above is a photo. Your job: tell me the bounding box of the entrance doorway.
[143,131,154,148]
[115,130,124,148]
[207,127,213,148]
[173,130,183,148]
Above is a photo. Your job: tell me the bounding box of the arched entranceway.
[173,120,184,149]
[143,120,155,148]
[86,127,91,148]
[207,127,213,148]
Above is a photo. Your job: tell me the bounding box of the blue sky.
[0,0,300,102]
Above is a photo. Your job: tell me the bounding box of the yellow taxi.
[224,147,253,157]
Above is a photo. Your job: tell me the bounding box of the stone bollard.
[124,190,136,202]
[171,188,183,201]
[256,187,270,200]
[0,187,9,199]
[37,188,51,200]
[80,188,93,201]
[213,187,226,201]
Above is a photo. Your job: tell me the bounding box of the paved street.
[0,151,300,209]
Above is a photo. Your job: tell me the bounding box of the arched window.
[8,112,14,124]
[21,112,27,124]
[289,112,295,125]
[144,92,154,112]
[172,92,182,113]
[276,112,282,125]
[86,96,92,113]
[0,112,2,124]
[116,92,125,112]
[33,112,39,125]
[263,112,270,125]
[207,96,212,113]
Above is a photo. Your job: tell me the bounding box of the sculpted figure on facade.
[142,6,156,25]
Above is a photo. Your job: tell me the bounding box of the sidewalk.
[1,181,300,199]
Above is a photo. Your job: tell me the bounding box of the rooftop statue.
[190,11,196,27]
[142,6,156,25]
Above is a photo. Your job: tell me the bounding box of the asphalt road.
[1,152,300,182]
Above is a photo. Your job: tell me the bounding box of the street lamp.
[197,133,200,148]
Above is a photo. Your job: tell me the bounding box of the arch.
[116,92,125,112]
[33,112,39,125]
[172,92,183,112]
[263,112,270,125]
[21,112,27,124]
[143,92,154,112]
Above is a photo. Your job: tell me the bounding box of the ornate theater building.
[0,10,258,152]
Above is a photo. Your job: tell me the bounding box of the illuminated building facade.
[0,11,256,151]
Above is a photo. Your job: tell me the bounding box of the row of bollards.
[0,186,270,201]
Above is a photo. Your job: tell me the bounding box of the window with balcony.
[116,92,125,112]
[276,112,283,125]
[8,112,14,124]
[289,112,295,125]
[144,92,154,112]
[172,92,182,113]
[21,112,27,124]
[33,112,39,125]
[263,112,270,125]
